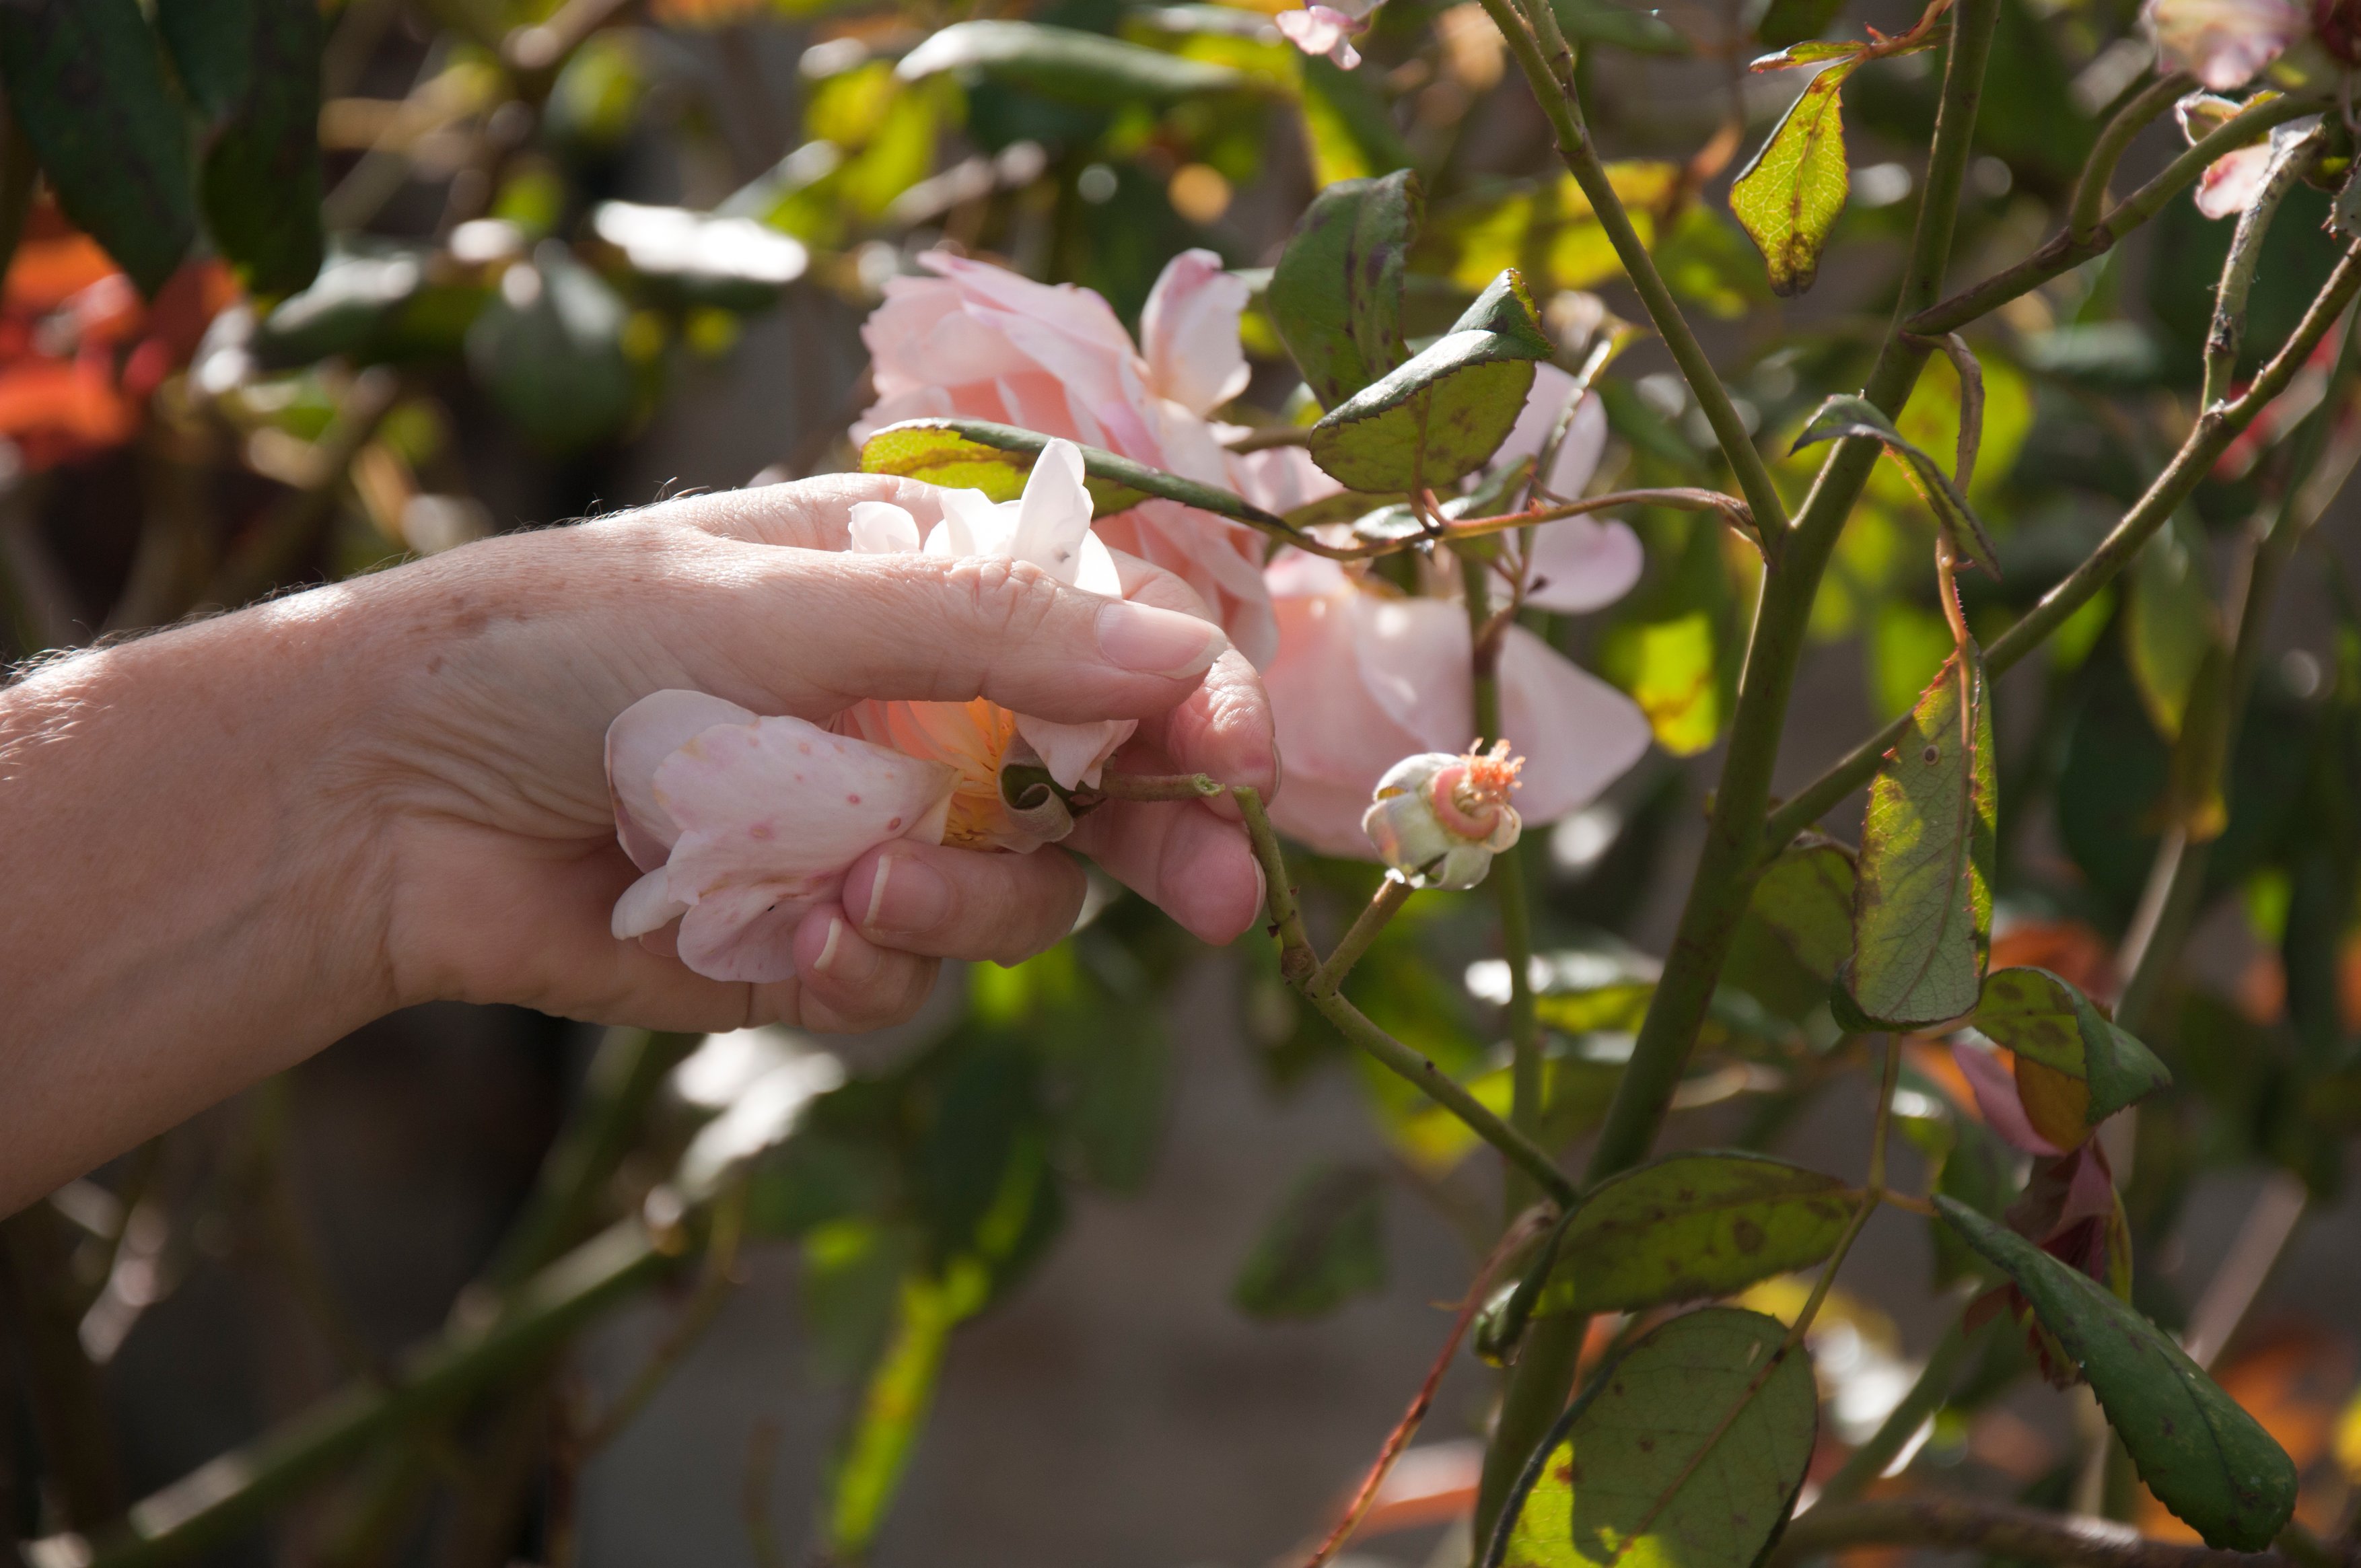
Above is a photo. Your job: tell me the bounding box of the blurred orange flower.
[0,204,233,472]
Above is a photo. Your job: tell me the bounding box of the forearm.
[0,594,396,1213]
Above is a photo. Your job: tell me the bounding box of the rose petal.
[1497,624,1652,824]
[1014,713,1139,791]
[612,864,691,939]
[606,689,762,871]
[1521,516,1645,614]
[1006,437,1095,585]
[849,499,923,554]
[2144,0,2302,90]
[1275,5,1364,66]
[1491,369,1608,500]
[2195,140,2275,218]
[1140,250,1253,417]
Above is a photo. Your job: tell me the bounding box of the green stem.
[1306,989,1576,1207]
[1312,876,1413,997]
[2203,125,2323,411]
[1475,0,2002,1534]
[2068,71,2194,240]
[1765,242,2361,851]
[1913,92,2328,336]
[36,1219,680,1568]
[1471,0,1789,534]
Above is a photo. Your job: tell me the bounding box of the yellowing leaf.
[1730,57,1859,296]
[1625,612,1720,756]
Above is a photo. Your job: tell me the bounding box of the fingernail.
[813,917,851,979]
[1096,600,1226,678]
[864,854,951,936]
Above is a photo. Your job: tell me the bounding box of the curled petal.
[1014,713,1139,791]
[606,689,762,871]
[2146,0,2302,89]
[612,865,690,939]
[849,500,923,554]
[2194,140,2276,218]
[1005,437,1096,585]
[1140,250,1253,417]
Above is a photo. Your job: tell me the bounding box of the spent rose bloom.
[1364,743,1524,889]
[605,693,958,983]
[2146,0,2306,88]
[856,249,1276,666]
[1260,551,1652,858]
[1275,0,1379,67]
[835,438,1140,849]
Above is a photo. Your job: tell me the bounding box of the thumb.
[695,543,1233,725]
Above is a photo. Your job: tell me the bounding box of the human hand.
[353,474,1277,1036]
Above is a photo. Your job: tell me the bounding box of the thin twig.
[582,1178,750,1450]
[1297,1207,1553,1568]
[1768,1497,2305,1568]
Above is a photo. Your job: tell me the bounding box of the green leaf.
[895,20,1253,107]
[1844,647,1996,1029]
[2126,513,2220,741]
[1486,1307,1816,1568]
[859,417,1294,534]
[1790,394,2001,574]
[1971,967,2172,1126]
[1932,1199,2298,1550]
[1748,840,1857,985]
[0,0,196,296]
[186,0,326,297]
[464,245,637,452]
[1534,1151,1857,1317]
[1308,268,1555,495]
[1269,169,1422,409]
[1729,55,1858,297]
[1232,1162,1387,1320]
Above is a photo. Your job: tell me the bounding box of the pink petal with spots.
[644,714,957,983]
[606,689,761,871]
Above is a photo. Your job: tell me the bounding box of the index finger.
[641,473,954,551]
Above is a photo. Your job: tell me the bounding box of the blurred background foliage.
[5,0,2361,1563]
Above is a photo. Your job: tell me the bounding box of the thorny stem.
[1769,1497,2313,1568]
[2203,124,2325,412]
[1471,6,2004,1534]
[2068,71,2195,240]
[1472,0,1790,534]
[1765,242,2361,853]
[1913,92,2329,336]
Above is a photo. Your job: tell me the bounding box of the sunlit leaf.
[2126,514,2221,741]
[896,20,1254,106]
[1729,56,1859,297]
[0,0,196,295]
[1845,647,1996,1028]
[1936,1199,2298,1550]
[1971,967,2172,1134]
[1232,1162,1387,1320]
[1749,840,1857,985]
[1307,269,1553,493]
[859,417,1294,533]
[1532,1152,1858,1316]
[1792,394,2000,575]
[1487,1308,1816,1568]
[1269,169,1422,409]
[1870,600,1957,721]
[1621,612,1721,756]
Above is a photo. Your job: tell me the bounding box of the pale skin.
[0,474,1277,1215]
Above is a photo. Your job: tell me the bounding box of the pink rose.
[2144,0,2305,89]
[855,250,1277,666]
[1259,553,1652,857]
